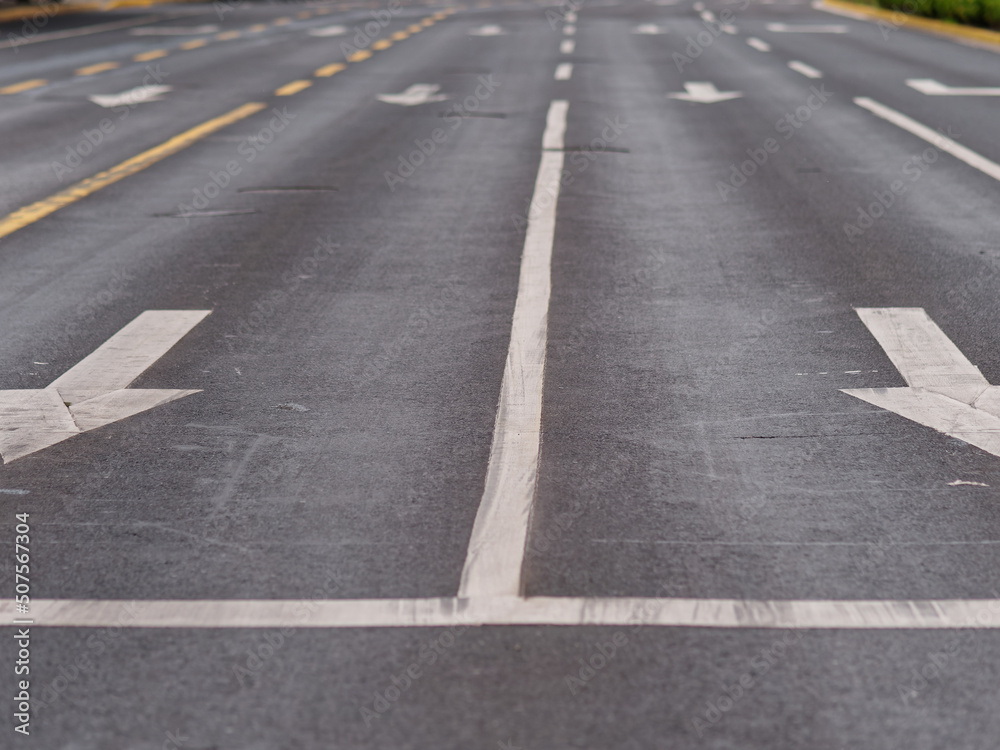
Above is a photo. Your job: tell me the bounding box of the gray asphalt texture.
[1,0,999,746]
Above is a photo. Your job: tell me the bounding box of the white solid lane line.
[560,39,575,53]
[767,22,848,32]
[854,97,1000,183]
[555,62,573,80]
[907,78,1000,96]
[458,101,568,599]
[746,37,771,51]
[13,596,1000,629]
[50,310,211,405]
[788,60,823,78]
[0,15,174,49]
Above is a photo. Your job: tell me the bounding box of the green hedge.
[875,0,1000,28]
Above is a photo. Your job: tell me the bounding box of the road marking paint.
[668,81,742,103]
[852,308,988,403]
[565,10,577,21]
[308,24,347,36]
[180,38,208,49]
[129,24,219,35]
[854,98,1000,184]
[0,79,47,94]
[133,49,168,61]
[632,23,666,33]
[0,102,266,243]
[788,60,823,78]
[89,84,171,108]
[348,49,372,61]
[458,100,568,599]
[554,62,573,80]
[421,17,434,25]
[248,23,269,32]
[907,78,1000,96]
[274,17,292,25]
[377,83,447,106]
[0,15,173,50]
[407,24,423,32]
[215,30,241,40]
[844,308,1000,459]
[0,311,210,462]
[275,80,312,96]
[50,311,211,406]
[560,39,575,53]
[75,61,121,76]
[700,10,715,21]
[563,24,576,35]
[949,479,990,487]
[297,10,312,18]
[391,30,409,39]
[372,39,392,49]
[721,23,738,33]
[746,36,771,51]
[315,63,347,77]
[469,23,505,35]
[11,596,1000,629]
[767,22,848,32]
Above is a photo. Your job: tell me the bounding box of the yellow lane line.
[75,61,120,76]
[248,23,268,32]
[315,63,346,77]
[391,30,409,40]
[0,103,267,243]
[275,80,312,96]
[407,24,422,32]
[215,30,241,40]
[274,17,292,25]
[0,79,47,94]
[133,49,168,61]
[347,49,372,61]
[372,39,392,50]
[297,10,311,18]
[180,39,208,49]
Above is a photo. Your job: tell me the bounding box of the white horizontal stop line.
[6,597,1000,629]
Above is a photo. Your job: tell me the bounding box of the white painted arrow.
[468,24,505,35]
[88,84,172,108]
[767,22,848,32]
[307,24,348,37]
[843,308,1000,460]
[907,78,1000,96]
[376,83,448,106]
[632,23,667,34]
[0,310,210,463]
[668,82,742,103]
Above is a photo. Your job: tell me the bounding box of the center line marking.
[0,102,266,242]
[458,100,568,599]
[0,79,47,94]
[788,60,823,78]
[554,62,573,80]
[275,80,312,96]
[75,61,120,76]
[854,97,1000,184]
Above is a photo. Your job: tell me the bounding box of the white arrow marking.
[843,308,1000,460]
[468,24,505,35]
[88,84,172,108]
[376,83,448,106]
[632,23,667,34]
[307,24,348,36]
[0,310,210,462]
[767,22,848,32]
[129,25,219,35]
[668,81,742,103]
[907,78,1000,96]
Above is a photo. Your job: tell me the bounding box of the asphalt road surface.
[1,0,1000,747]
